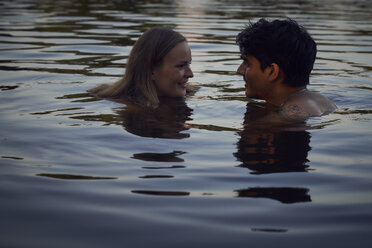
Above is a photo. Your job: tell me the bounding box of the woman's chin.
[176,88,187,97]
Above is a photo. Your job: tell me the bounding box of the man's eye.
[177,64,187,68]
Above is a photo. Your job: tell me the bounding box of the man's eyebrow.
[177,60,192,65]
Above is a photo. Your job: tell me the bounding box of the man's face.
[237,55,271,100]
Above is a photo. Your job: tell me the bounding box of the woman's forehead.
[165,42,191,61]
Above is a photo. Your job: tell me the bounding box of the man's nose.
[237,63,245,75]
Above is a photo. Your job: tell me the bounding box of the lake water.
[1,0,372,247]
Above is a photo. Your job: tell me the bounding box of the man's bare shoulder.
[281,91,337,119]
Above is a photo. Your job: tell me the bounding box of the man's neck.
[265,84,306,108]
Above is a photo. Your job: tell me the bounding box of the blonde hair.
[89,28,186,108]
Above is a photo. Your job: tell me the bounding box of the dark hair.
[236,18,317,87]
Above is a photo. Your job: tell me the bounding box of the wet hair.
[236,18,317,87]
[89,27,186,107]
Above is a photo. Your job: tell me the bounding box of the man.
[236,18,336,119]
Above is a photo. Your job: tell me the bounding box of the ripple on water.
[1,0,372,247]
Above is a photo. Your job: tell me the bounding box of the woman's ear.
[151,68,157,81]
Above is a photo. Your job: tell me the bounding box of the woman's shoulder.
[88,84,110,95]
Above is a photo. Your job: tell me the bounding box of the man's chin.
[245,91,261,99]
[245,91,253,98]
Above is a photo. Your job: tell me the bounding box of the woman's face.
[152,41,193,97]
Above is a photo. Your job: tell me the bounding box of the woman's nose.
[186,65,194,78]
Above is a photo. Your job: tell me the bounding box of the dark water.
[1,0,372,247]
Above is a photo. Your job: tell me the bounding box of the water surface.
[1,0,372,247]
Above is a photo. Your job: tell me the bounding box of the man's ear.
[266,63,280,81]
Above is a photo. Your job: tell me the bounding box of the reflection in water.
[56,93,101,103]
[0,85,19,91]
[132,151,186,162]
[234,103,312,174]
[55,93,193,136]
[131,190,190,196]
[142,165,186,169]
[139,175,174,179]
[1,156,24,160]
[251,228,288,233]
[234,104,313,204]
[235,187,311,204]
[117,97,193,139]
[36,173,117,180]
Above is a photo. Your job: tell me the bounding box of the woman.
[89,28,194,108]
